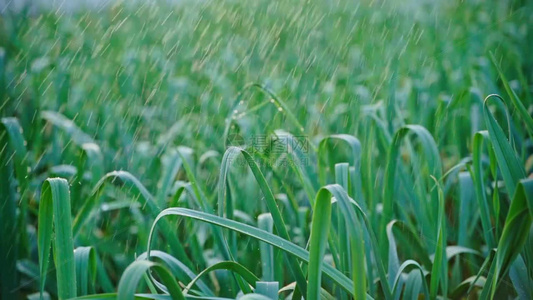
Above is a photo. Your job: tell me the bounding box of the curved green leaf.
[138,251,213,297]
[470,131,496,248]
[147,207,362,298]
[489,179,533,299]
[72,170,193,269]
[381,125,442,263]
[390,260,429,300]
[117,260,184,300]
[38,178,76,300]
[217,146,307,296]
[307,184,366,300]
[74,247,97,296]
[483,94,526,197]
[0,117,29,298]
[183,261,259,294]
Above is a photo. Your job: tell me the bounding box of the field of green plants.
[1,0,533,299]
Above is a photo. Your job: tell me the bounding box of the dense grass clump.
[1,0,533,299]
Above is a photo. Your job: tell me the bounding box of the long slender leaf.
[483,94,526,197]
[307,184,367,300]
[381,125,442,263]
[38,178,77,300]
[147,207,370,298]
[74,247,97,296]
[217,146,307,296]
[489,179,533,299]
